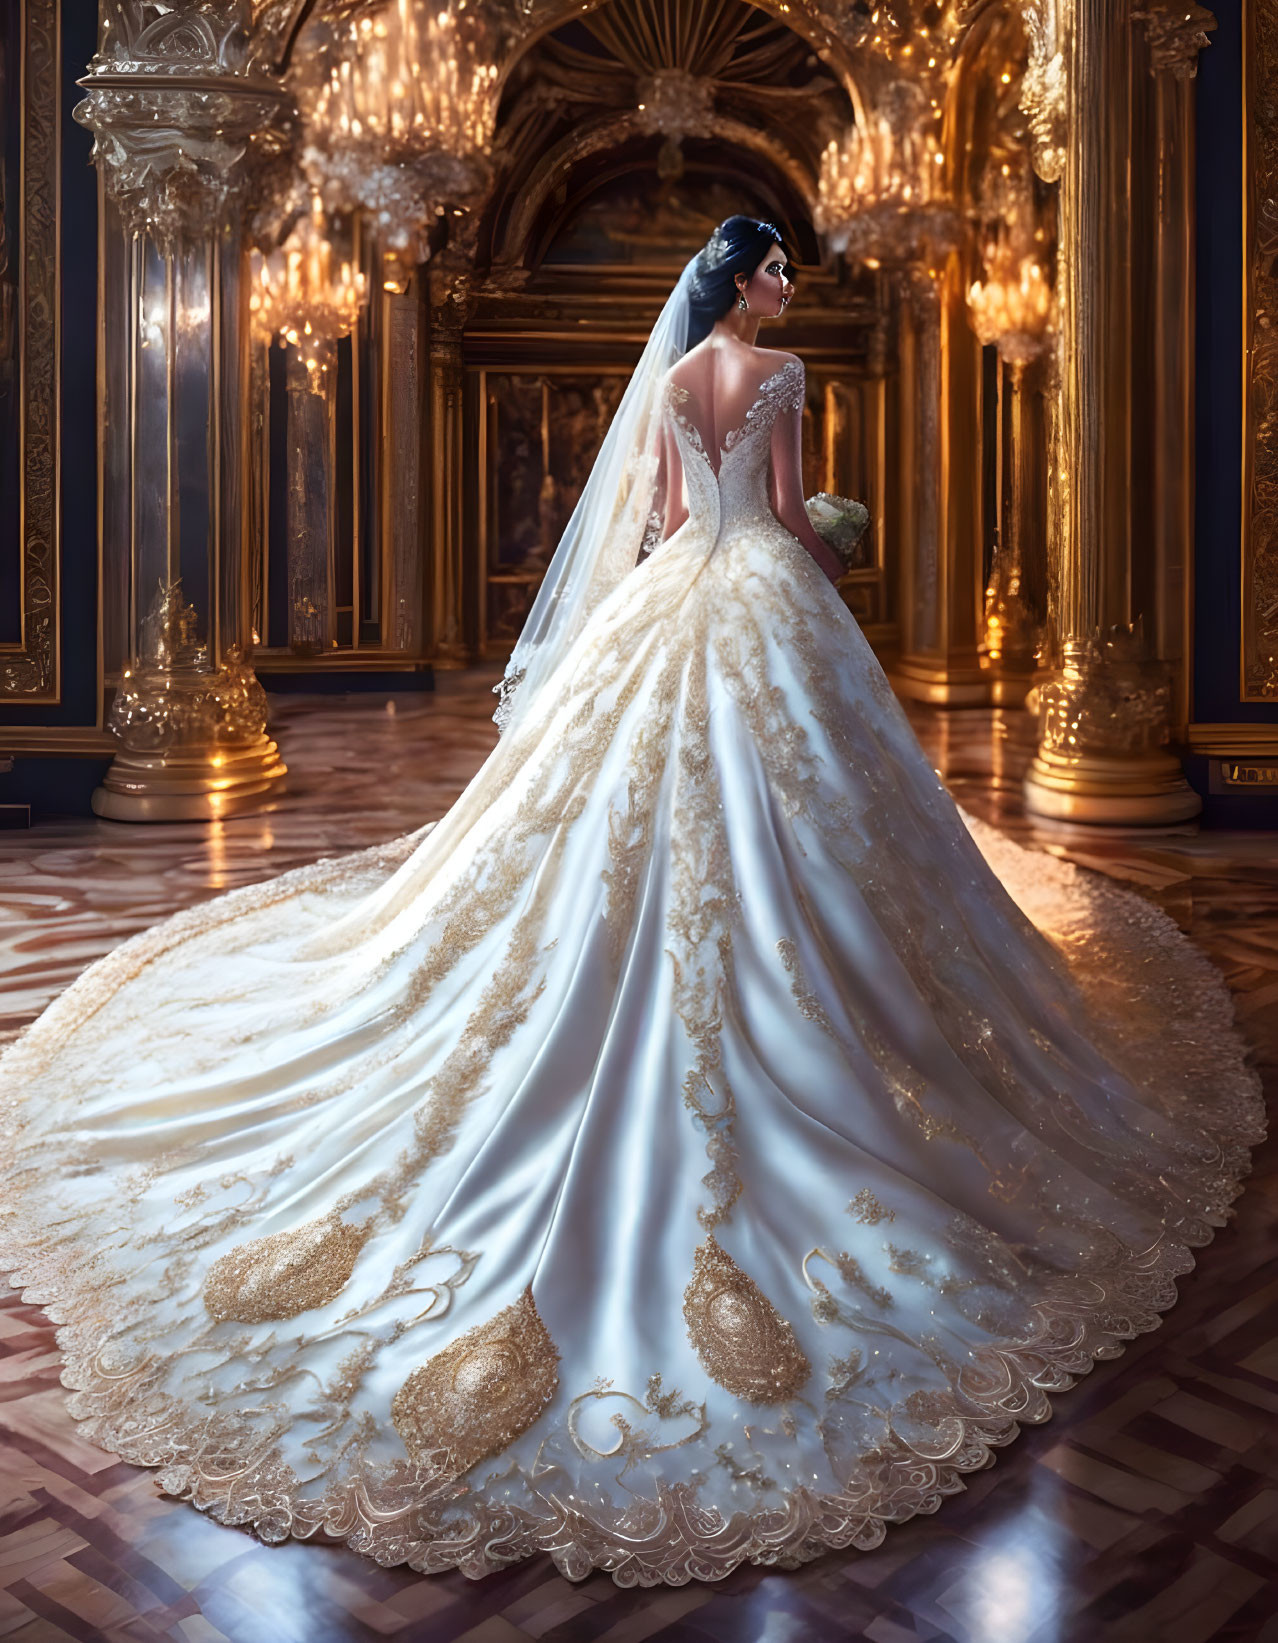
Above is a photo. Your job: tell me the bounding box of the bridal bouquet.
[804,492,870,572]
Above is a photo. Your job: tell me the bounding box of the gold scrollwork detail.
[1016,0,1067,184]
[107,581,269,751]
[390,1286,560,1475]
[203,1213,373,1324]
[1037,627,1173,757]
[682,1237,810,1404]
[2,0,58,702]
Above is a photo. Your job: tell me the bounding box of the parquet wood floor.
[1,675,1274,1643]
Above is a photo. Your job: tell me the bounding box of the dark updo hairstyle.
[686,216,796,348]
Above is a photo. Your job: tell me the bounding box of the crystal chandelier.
[297,0,501,261]
[966,237,1055,366]
[967,161,1056,365]
[815,82,962,267]
[250,193,367,380]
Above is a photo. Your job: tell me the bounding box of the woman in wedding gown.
[0,217,1264,1588]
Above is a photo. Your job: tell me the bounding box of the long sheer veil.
[492,256,697,737]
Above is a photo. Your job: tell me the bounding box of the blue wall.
[0,0,108,819]
[1189,0,1278,824]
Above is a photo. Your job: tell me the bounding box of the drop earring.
[737,290,748,312]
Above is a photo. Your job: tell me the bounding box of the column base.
[1022,744,1201,826]
[91,734,287,823]
[888,655,992,707]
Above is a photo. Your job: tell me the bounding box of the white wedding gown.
[0,357,1264,1587]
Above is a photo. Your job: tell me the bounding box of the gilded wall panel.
[1243,0,1278,699]
[478,369,626,650]
[0,0,60,704]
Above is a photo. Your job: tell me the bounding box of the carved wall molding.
[1,0,60,704]
[1132,0,1217,80]
[1015,0,1066,184]
[493,112,821,270]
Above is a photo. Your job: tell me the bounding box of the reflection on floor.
[1,671,1275,1643]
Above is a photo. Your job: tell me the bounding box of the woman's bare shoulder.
[751,346,803,374]
[669,341,800,386]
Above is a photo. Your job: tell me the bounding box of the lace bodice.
[663,356,805,536]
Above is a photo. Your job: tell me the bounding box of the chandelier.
[297,0,501,260]
[967,238,1054,366]
[815,83,961,267]
[967,159,1056,365]
[250,194,367,380]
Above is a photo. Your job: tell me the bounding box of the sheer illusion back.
[657,347,810,547]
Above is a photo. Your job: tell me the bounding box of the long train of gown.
[0,360,1265,1586]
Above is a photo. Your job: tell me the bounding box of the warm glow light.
[967,233,1055,365]
[815,82,960,263]
[299,0,501,256]
[250,194,367,380]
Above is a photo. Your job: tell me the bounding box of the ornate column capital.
[74,1,290,244]
[898,262,943,315]
[1132,0,1217,79]
[1017,0,1067,184]
[427,222,480,343]
[427,270,475,344]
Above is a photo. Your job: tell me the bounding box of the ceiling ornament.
[635,66,715,140]
[503,0,840,196]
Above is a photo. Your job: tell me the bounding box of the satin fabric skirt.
[0,515,1264,1584]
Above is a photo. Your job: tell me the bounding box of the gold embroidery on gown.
[682,1237,811,1403]
[203,1214,373,1323]
[391,1287,560,1475]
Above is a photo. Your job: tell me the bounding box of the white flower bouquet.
[804,492,871,572]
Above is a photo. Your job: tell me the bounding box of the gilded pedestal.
[92,584,284,822]
[1024,634,1200,825]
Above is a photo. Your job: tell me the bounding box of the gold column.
[1144,44,1198,733]
[423,264,473,666]
[0,0,60,708]
[981,355,1045,705]
[76,19,286,822]
[247,333,270,648]
[867,316,893,642]
[384,288,427,656]
[1023,0,1202,824]
[285,348,338,655]
[890,259,989,706]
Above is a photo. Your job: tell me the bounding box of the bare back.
[665,338,799,477]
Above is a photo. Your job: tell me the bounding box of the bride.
[0,216,1264,1588]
